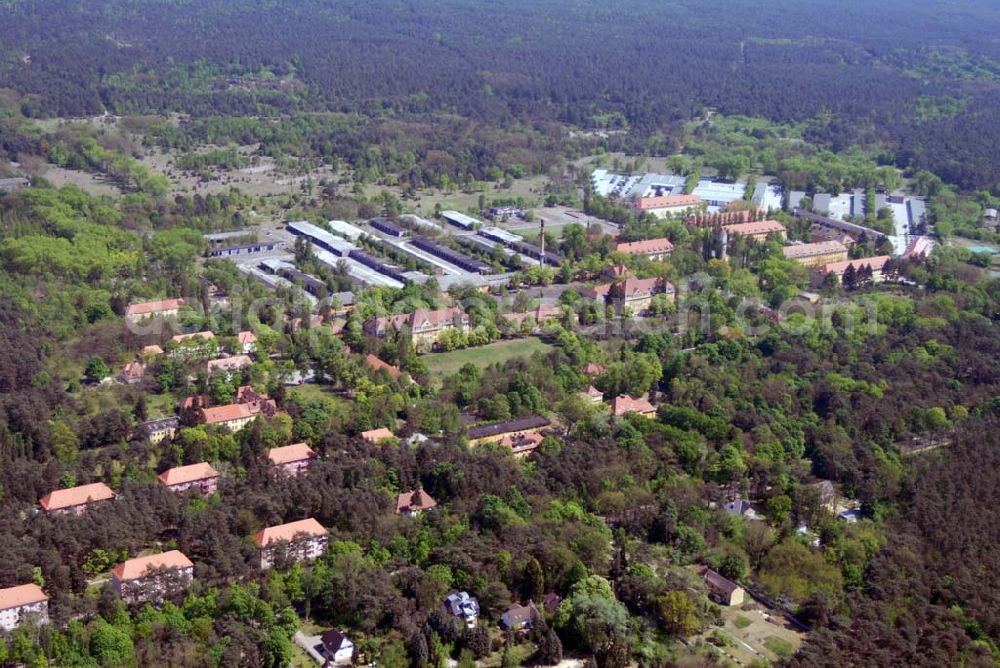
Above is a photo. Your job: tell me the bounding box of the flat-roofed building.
[267,442,317,476]
[111,551,194,604]
[0,584,48,631]
[723,220,787,241]
[39,482,115,515]
[158,462,220,494]
[253,518,329,569]
[125,298,186,324]
[782,241,849,267]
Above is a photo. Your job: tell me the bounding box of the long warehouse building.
[287,220,358,256]
[410,238,493,274]
[313,249,404,289]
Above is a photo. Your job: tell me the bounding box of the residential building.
[614,237,674,261]
[396,488,437,517]
[206,355,253,376]
[782,241,849,267]
[158,462,220,494]
[236,331,258,354]
[500,602,539,632]
[608,277,675,313]
[811,255,891,287]
[722,220,787,241]
[141,417,180,445]
[503,304,563,330]
[365,354,404,381]
[703,569,745,606]
[581,385,604,403]
[633,194,704,218]
[361,428,396,444]
[320,629,355,664]
[0,584,48,631]
[500,431,544,457]
[582,362,605,376]
[125,298,186,324]
[444,591,480,628]
[610,394,656,418]
[467,415,551,446]
[39,482,115,515]
[581,283,613,301]
[267,442,317,476]
[364,308,471,349]
[201,403,257,433]
[111,551,194,604]
[253,518,329,569]
[118,360,145,385]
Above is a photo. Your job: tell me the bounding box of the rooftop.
[125,298,186,317]
[0,584,47,611]
[723,220,786,236]
[396,488,438,514]
[267,442,317,465]
[782,241,848,259]
[112,550,193,581]
[610,394,655,416]
[704,569,742,596]
[635,194,703,210]
[158,462,220,487]
[201,403,254,425]
[39,482,115,510]
[361,428,395,443]
[814,255,891,275]
[615,238,674,255]
[467,415,551,441]
[253,518,328,547]
[171,331,215,344]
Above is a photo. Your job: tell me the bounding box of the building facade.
[158,462,221,494]
[39,482,115,516]
[782,241,849,268]
[266,443,317,476]
[111,551,194,604]
[253,518,329,569]
[0,584,48,631]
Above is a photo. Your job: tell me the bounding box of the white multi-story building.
[0,584,48,631]
[253,518,329,570]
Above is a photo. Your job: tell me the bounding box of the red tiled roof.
[396,489,437,514]
[635,195,703,210]
[813,255,891,276]
[157,462,220,487]
[366,354,401,380]
[253,518,328,547]
[142,345,164,356]
[201,403,254,425]
[610,394,656,416]
[39,482,115,510]
[125,298,186,317]
[120,361,145,379]
[582,363,605,376]
[0,584,47,611]
[237,331,257,344]
[500,431,544,455]
[180,394,209,411]
[267,442,317,465]
[615,238,674,256]
[583,385,603,398]
[111,550,193,581]
[722,220,786,236]
[582,284,612,300]
[611,277,672,299]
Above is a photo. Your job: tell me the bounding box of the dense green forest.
[4,0,1000,189]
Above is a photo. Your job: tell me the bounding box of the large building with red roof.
[722,220,787,241]
[253,518,329,569]
[610,394,657,418]
[39,482,115,515]
[632,194,704,218]
[201,403,256,432]
[125,298,186,323]
[614,238,674,261]
[0,584,48,631]
[266,443,317,476]
[111,551,194,604]
[157,462,221,494]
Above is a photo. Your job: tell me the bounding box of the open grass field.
[423,337,553,378]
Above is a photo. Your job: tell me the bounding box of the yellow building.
[782,241,849,268]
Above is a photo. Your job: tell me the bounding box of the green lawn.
[733,615,753,629]
[424,337,553,378]
[763,635,795,659]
